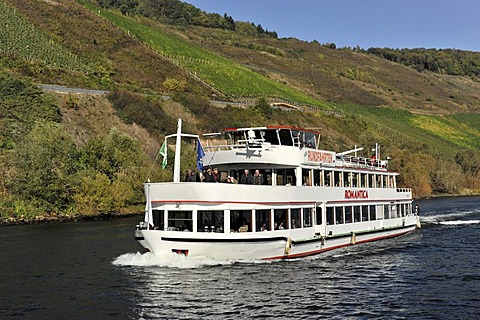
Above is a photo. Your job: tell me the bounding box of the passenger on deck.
[303,177,311,186]
[225,176,238,184]
[185,169,199,182]
[203,167,215,183]
[414,205,420,215]
[212,168,220,183]
[240,169,253,184]
[253,170,264,185]
[291,219,298,228]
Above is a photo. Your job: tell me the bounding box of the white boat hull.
[136,219,418,260]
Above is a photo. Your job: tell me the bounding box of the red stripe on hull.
[264,228,413,260]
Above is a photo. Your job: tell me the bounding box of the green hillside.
[0,0,479,223]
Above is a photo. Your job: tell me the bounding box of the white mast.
[173,119,182,183]
[167,119,199,182]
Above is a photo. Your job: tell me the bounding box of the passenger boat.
[135,119,420,260]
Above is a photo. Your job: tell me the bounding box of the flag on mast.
[196,139,205,171]
[159,140,167,169]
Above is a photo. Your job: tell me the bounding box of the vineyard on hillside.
[0,1,86,71]
[79,0,326,107]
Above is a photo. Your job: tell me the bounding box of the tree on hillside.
[8,121,78,212]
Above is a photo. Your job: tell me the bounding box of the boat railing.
[204,141,272,151]
[337,154,386,169]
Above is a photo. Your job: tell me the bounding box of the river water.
[1,196,479,319]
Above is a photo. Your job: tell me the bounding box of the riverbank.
[0,211,142,227]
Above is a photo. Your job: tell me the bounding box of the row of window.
[151,202,411,233]
[207,167,396,188]
[151,208,314,233]
[302,169,395,188]
[323,203,412,225]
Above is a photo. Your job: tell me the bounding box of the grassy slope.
[78,0,327,107]
[183,26,480,114]
[2,0,479,161]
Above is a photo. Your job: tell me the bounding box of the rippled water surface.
[1,196,479,319]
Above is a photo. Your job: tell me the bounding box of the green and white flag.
[159,140,167,169]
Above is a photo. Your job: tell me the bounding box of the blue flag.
[196,139,205,172]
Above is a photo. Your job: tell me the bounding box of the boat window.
[375,205,383,220]
[226,132,242,146]
[369,205,376,220]
[324,171,332,187]
[274,209,288,230]
[313,170,321,186]
[276,169,296,186]
[345,172,353,187]
[397,204,403,217]
[278,129,293,146]
[263,129,279,145]
[291,209,301,229]
[345,206,352,223]
[302,169,312,186]
[304,132,316,148]
[264,169,273,185]
[354,206,361,222]
[376,175,382,188]
[197,210,224,233]
[334,171,342,187]
[152,210,164,230]
[292,130,301,147]
[369,174,375,188]
[384,205,390,219]
[326,207,334,225]
[335,207,344,224]
[231,210,252,233]
[256,209,271,231]
[361,173,367,188]
[315,206,322,225]
[167,211,192,231]
[353,173,359,187]
[361,205,368,221]
[406,203,411,215]
[390,203,397,218]
[303,208,313,227]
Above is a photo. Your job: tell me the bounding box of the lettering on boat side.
[344,190,369,199]
[306,150,334,163]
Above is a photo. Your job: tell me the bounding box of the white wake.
[112,251,272,268]
[420,209,480,226]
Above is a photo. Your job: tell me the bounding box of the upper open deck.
[202,126,388,171]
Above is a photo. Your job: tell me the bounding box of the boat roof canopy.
[221,126,321,135]
[203,126,320,149]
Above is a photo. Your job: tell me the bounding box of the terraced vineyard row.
[78,0,326,108]
[0,1,85,71]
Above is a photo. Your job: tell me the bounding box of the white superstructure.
[135,120,420,260]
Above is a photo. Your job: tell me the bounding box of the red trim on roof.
[222,126,321,135]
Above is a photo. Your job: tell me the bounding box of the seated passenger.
[291,219,298,228]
